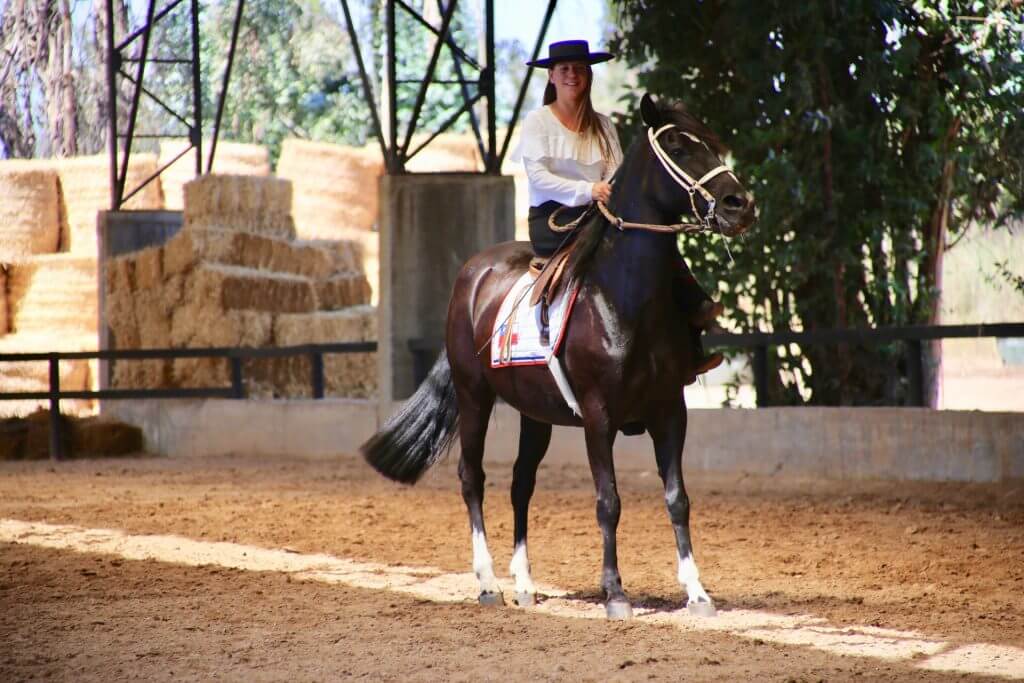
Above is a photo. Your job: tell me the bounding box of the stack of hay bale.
[104,174,375,398]
[56,153,164,254]
[276,133,482,305]
[0,157,148,416]
[158,139,271,210]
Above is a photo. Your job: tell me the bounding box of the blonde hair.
[544,64,614,163]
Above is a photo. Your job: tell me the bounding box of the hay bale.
[0,160,61,260]
[0,331,96,418]
[316,272,372,310]
[301,229,378,304]
[0,266,8,334]
[183,174,295,240]
[277,139,383,237]
[404,133,483,173]
[69,415,144,456]
[7,255,98,335]
[56,154,163,255]
[0,411,142,460]
[274,305,377,397]
[163,227,333,279]
[159,139,270,210]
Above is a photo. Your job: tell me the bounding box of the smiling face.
[548,60,591,105]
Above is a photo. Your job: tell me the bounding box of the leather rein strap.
[547,123,737,235]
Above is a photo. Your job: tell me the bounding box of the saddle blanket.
[490,271,580,368]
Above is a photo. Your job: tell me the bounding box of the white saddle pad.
[490,271,580,369]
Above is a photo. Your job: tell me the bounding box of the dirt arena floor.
[1,452,1022,681]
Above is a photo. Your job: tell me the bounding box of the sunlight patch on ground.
[2,518,1021,680]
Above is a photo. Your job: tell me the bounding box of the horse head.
[634,93,756,237]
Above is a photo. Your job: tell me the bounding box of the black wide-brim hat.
[526,40,614,68]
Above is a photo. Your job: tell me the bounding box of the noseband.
[549,124,738,235]
[647,124,737,232]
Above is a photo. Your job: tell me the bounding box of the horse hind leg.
[456,388,503,605]
[509,414,552,607]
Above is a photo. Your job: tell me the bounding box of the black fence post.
[753,344,769,408]
[48,354,64,461]
[906,339,924,407]
[310,352,325,399]
[229,356,245,398]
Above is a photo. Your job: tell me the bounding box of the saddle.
[528,241,578,346]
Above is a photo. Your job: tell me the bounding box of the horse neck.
[588,150,679,314]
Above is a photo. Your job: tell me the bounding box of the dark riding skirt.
[528,200,588,257]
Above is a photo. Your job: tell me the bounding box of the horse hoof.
[605,600,634,620]
[478,591,505,607]
[687,600,717,618]
[515,591,537,607]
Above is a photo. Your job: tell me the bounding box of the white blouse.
[513,106,623,208]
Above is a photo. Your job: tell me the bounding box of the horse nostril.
[723,194,746,211]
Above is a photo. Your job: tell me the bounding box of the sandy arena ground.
[1,452,1022,681]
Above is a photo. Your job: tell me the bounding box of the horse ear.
[640,93,661,128]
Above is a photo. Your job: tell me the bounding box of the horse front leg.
[582,405,631,620]
[648,404,716,616]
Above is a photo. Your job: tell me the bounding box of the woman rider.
[514,40,723,381]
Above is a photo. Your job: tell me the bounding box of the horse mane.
[564,99,724,283]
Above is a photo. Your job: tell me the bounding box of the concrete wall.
[377,174,515,403]
[102,399,1024,483]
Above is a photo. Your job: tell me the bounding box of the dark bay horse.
[363,94,756,619]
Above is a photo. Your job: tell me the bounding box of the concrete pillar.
[378,174,515,405]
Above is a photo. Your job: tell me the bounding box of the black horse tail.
[361,353,460,484]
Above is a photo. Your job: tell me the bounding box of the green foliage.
[611,0,1024,405]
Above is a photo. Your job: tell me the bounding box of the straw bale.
[104,257,140,350]
[404,133,482,173]
[183,175,295,240]
[0,267,7,334]
[274,305,377,397]
[159,139,270,210]
[0,411,142,460]
[56,154,163,254]
[163,227,333,279]
[202,264,316,314]
[69,415,144,457]
[315,272,372,310]
[277,138,383,236]
[0,161,60,259]
[300,229,378,304]
[170,309,273,392]
[7,255,98,335]
[132,246,163,291]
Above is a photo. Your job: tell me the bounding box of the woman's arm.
[524,156,594,207]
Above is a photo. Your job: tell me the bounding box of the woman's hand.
[591,181,612,203]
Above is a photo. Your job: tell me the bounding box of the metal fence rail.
[705,322,1024,407]
[0,342,377,460]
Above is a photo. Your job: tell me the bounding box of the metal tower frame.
[105,0,245,209]
[340,0,557,174]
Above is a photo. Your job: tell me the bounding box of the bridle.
[549,123,738,235]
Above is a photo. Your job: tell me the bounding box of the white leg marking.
[508,542,537,595]
[472,529,501,594]
[678,552,712,605]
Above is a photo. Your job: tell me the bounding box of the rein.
[546,123,738,235]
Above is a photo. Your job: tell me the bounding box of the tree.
[611,0,1024,406]
[1,0,78,157]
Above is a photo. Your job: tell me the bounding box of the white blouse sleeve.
[523,157,594,207]
[517,111,593,207]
